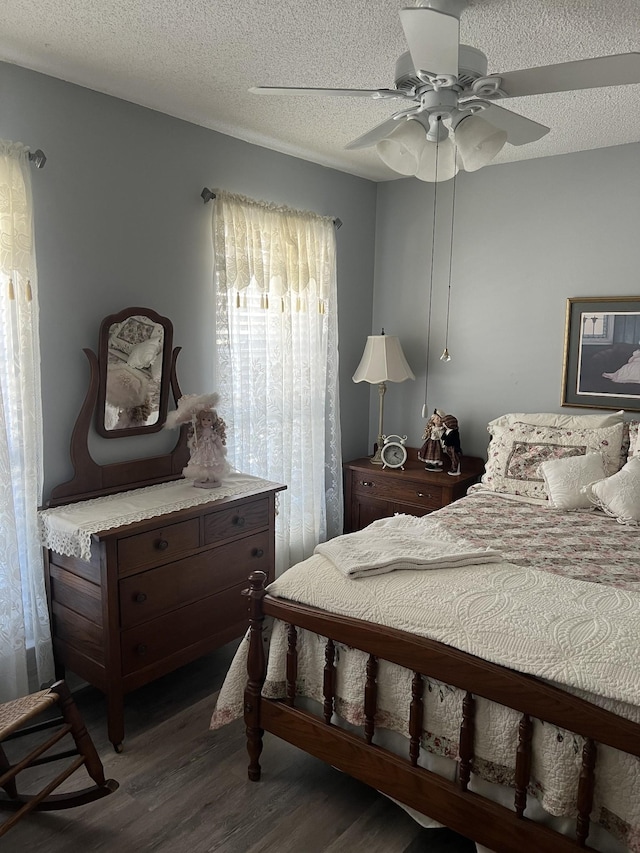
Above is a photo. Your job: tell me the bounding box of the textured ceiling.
[3,0,640,181]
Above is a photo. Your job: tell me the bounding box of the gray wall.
[371,143,640,460]
[1,62,377,499]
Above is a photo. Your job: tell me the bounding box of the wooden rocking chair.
[0,680,118,838]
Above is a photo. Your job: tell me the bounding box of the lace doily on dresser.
[38,473,281,562]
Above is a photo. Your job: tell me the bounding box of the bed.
[211,412,640,853]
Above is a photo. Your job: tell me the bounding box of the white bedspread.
[315,514,502,578]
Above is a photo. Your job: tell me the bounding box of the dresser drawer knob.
[252,548,264,558]
[135,644,148,656]
[360,481,374,487]
[417,492,431,498]
[156,539,169,550]
[233,516,246,527]
[135,592,147,604]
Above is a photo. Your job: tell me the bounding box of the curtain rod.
[28,149,47,169]
[200,187,342,229]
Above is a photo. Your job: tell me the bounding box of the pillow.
[128,338,161,370]
[627,421,640,461]
[584,456,640,524]
[538,453,606,510]
[481,421,624,500]
[488,411,625,430]
[109,316,159,355]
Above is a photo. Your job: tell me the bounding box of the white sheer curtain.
[0,140,53,702]
[213,191,342,573]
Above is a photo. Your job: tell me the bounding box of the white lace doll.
[165,393,230,488]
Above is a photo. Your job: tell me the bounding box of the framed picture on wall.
[562,296,640,412]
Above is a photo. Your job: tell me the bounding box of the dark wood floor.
[2,642,475,852]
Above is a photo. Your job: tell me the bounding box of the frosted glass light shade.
[415,137,458,182]
[352,335,415,384]
[455,114,507,172]
[376,121,426,176]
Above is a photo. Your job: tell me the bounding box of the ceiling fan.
[250,0,640,181]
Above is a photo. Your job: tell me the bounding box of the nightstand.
[343,449,485,533]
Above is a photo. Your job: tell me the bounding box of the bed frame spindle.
[459,692,475,792]
[364,656,378,745]
[409,672,424,767]
[286,624,298,707]
[576,738,597,847]
[323,639,336,724]
[244,572,268,781]
[514,713,533,817]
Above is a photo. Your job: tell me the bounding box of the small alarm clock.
[381,434,408,469]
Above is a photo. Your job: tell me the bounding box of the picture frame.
[562,296,640,412]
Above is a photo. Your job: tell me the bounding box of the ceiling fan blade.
[476,103,550,145]
[494,52,640,98]
[345,116,406,150]
[249,86,403,100]
[399,7,459,80]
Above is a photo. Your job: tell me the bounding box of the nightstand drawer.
[352,474,443,510]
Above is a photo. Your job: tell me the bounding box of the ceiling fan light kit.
[415,135,458,182]
[454,114,508,172]
[375,121,426,175]
[252,0,640,182]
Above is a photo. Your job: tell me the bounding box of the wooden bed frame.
[243,571,640,853]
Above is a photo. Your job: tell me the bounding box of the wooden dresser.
[43,482,284,751]
[343,450,484,533]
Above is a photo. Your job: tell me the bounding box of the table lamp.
[352,331,415,464]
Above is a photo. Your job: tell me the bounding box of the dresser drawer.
[204,497,270,545]
[119,530,271,628]
[352,473,442,511]
[121,582,248,675]
[117,518,200,575]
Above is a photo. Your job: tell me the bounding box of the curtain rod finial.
[28,149,47,169]
[201,187,215,204]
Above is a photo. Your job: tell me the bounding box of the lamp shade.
[352,335,415,384]
[375,121,426,176]
[415,136,458,182]
[454,114,507,172]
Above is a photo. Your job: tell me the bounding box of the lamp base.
[370,437,384,465]
[370,447,384,465]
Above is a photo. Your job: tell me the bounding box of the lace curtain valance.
[0,141,34,295]
[213,190,335,310]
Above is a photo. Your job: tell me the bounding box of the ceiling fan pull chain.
[440,160,458,363]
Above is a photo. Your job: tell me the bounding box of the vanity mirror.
[96,307,172,437]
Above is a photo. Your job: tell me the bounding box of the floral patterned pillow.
[481,421,624,500]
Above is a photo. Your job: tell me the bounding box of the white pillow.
[538,453,606,510]
[488,411,625,430]
[128,338,161,370]
[627,421,640,461]
[584,456,640,524]
[481,421,624,500]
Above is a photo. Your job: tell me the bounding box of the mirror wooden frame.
[95,307,174,438]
